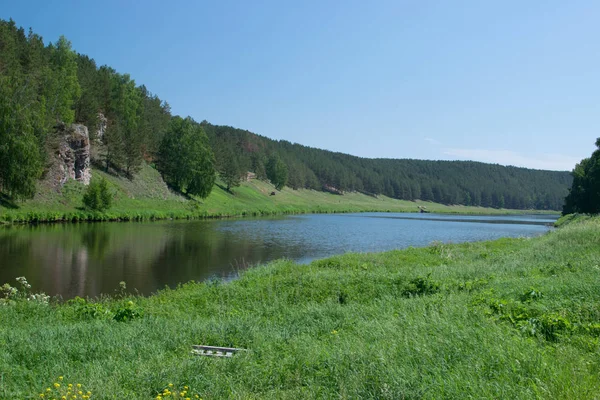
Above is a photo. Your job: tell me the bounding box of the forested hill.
[204,123,572,210]
[0,18,571,210]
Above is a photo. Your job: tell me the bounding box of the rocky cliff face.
[54,123,92,186]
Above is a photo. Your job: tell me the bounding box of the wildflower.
[54,383,60,388]
[77,384,81,388]
[331,330,338,334]
[39,394,45,398]
[59,377,64,381]
[168,383,173,387]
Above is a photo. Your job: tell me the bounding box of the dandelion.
[58,377,64,381]
[54,383,60,388]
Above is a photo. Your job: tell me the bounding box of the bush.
[82,177,113,211]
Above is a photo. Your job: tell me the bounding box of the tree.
[0,76,43,199]
[110,73,142,175]
[82,177,113,211]
[220,148,242,191]
[158,116,216,198]
[266,155,288,190]
[44,36,81,127]
[563,138,600,214]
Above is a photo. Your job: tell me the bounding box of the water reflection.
[0,213,557,298]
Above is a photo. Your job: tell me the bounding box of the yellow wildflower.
[168,383,174,387]
[77,384,81,388]
[58,377,64,381]
[54,383,60,388]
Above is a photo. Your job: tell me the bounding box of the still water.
[0,213,557,298]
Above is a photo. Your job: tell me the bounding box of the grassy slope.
[0,163,548,223]
[1,217,599,399]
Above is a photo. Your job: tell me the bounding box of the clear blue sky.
[2,0,599,171]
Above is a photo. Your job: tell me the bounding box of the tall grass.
[0,217,598,398]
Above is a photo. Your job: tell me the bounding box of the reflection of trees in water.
[148,222,306,292]
[0,232,33,286]
[0,231,33,255]
[80,225,111,259]
[0,219,310,297]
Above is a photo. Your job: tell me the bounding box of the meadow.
[0,163,552,225]
[0,216,598,398]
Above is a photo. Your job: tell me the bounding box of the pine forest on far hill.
[0,19,571,211]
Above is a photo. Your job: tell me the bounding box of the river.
[0,213,557,298]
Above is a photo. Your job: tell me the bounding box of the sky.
[2,0,599,171]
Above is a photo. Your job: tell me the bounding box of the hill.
[0,17,571,216]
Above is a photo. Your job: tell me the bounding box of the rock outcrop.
[95,113,107,144]
[55,123,92,186]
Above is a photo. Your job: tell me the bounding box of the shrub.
[82,178,113,211]
[402,274,440,297]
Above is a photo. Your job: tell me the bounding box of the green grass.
[1,217,599,399]
[0,163,554,224]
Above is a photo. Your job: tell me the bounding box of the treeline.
[203,123,572,210]
[0,19,572,210]
[563,138,600,214]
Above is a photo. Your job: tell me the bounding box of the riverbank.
[1,216,598,398]
[0,163,556,225]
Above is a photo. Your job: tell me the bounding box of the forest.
[0,19,572,210]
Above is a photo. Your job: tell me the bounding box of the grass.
[0,217,598,398]
[0,163,554,224]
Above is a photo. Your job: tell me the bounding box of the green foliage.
[82,177,113,211]
[219,148,242,191]
[563,138,600,214]
[401,273,441,297]
[43,36,81,126]
[0,76,43,199]
[266,155,288,190]
[158,116,216,198]
[113,300,143,322]
[69,297,111,320]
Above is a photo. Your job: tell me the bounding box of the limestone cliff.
[52,123,92,186]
